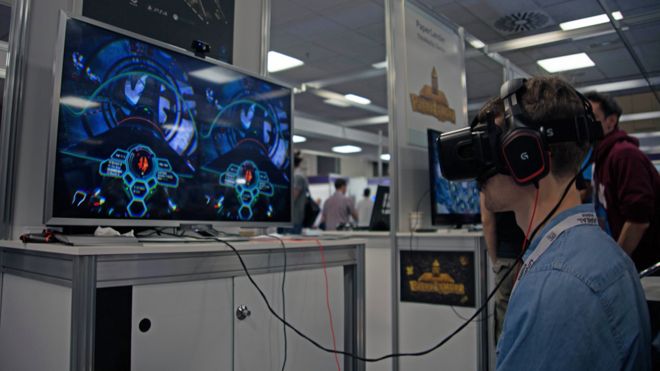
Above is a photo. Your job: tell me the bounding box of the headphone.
[496,78,602,186]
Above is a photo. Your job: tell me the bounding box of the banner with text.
[405,3,466,146]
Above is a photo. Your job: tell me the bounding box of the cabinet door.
[131,278,233,371]
[234,267,345,371]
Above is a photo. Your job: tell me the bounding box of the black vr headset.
[438,78,603,186]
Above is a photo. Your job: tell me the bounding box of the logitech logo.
[520,152,529,160]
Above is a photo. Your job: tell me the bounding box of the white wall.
[340,156,373,177]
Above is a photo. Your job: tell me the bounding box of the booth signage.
[400,250,475,307]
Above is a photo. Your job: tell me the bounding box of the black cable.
[145,162,588,362]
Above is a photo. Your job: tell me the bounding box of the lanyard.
[512,212,598,294]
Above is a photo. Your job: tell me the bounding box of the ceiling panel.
[320,1,385,30]
[270,0,314,26]
[539,0,602,23]
[355,21,386,45]
[612,0,660,14]
[290,0,355,12]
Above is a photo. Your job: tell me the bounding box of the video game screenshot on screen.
[50,18,292,224]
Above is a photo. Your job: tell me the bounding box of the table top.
[0,236,366,256]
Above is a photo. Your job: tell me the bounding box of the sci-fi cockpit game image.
[45,15,293,226]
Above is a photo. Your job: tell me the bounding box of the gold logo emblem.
[409,67,456,124]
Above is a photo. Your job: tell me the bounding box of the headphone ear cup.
[500,129,549,185]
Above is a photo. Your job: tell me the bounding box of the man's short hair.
[521,77,590,179]
[363,188,370,197]
[334,178,347,190]
[584,91,622,121]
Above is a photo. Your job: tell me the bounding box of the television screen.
[45,15,292,227]
[427,129,480,226]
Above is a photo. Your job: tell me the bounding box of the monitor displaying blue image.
[427,129,480,226]
[45,15,292,227]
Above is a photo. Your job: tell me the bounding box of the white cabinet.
[131,279,234,371]
[129,267,346,371]
[234,267,345,371]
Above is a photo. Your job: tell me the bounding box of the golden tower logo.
[409,67,456,124]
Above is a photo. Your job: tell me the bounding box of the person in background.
[586,91,660,272]
[321,178,358,230]
[480,77,650,370]
[280,150,308,234]
[356,188,374,227]
[575,147,594,203]
[477,97,526,343]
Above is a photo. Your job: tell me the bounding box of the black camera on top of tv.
[191,40,211,57]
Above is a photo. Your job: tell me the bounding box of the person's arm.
[617,221,650,255]
[480,193,498,264]
[611,147,656,254]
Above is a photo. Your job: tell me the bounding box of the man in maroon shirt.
[587,92,660,272]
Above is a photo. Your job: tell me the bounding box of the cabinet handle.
[236,305,251,320]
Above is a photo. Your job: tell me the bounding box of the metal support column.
[70,256,97,371]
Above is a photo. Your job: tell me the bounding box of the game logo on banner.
[400,250,475,307]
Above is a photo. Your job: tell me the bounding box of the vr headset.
[438,78,603,186]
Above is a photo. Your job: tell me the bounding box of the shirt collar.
[524,204,594,259]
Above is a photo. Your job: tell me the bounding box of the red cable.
[515,187,541,281]
[315,239,342,371]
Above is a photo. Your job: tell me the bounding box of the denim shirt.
[496,204,651,371]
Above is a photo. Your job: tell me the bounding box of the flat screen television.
[45,14,293,227]
[427,129,480,227]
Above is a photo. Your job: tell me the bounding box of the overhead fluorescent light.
[380,153,391,161]
[189,66,241,84]
[60,96,101,109]
[372,61,388,69]
[467,36,485,49]
[324,98,351,108]
[292,135,307,143]
[344,94,371,105]
[332,145,362,154]
[559,11,623,31]
[267,51,304,73]
[537,53,594,73]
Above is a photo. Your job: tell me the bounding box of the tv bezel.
[44,12,295,228]
[427,128,481,227]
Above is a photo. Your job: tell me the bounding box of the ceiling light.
[372,61,388,69]
[60,96,100,109]
[292,135,307,143]
[380,154,391,161]
[324,98,351,107]
[332,145,362,154]
[537,53,594,73]
[559,12,623,31]
[467,36,485,49]
[344,94,371,105]
[267,51,304,73]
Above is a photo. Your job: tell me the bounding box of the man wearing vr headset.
[439,77,650,370]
